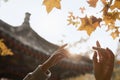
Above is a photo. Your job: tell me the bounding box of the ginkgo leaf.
[87,0,98,7]
[110,0,120,10]
[43,0,61,13]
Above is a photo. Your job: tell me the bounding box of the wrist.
[39,65,51,78]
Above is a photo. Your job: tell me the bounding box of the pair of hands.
[41,41,115,80]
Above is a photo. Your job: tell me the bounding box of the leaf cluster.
[42,0,120,39]
[67,0,120,39]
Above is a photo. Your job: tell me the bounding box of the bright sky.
[0,0,119,57]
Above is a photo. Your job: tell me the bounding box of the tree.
[43,0,120,39]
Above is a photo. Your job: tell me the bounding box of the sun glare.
[66,44,89,55]
[0,0,119,57]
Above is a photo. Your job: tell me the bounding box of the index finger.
[59,44,68,49]
[96,41,101,48]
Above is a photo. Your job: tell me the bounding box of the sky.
[0,0,119,57]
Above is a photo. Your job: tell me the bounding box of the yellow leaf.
[67,12,80,27]
[110,0,120,10]
[103,11,120,25]
[0,39,13,56]
[78,25,96,35]
[77,16,101,35]
[111,29,120,39]
[87,0,98,7]
[80,16,90,27]
[43,0,61,13]
[90,16,102,26]
[103,15,115,25]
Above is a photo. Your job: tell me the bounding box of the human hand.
[41,44,68,72]
[92,41,115,80]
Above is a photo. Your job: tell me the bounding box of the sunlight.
[66,43,89,55]
[0,0,119,57]
[1,1,120,80]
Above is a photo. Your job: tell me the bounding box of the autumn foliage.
[0,39,13,56]
[43,0,61,13]
[43,0,120,39]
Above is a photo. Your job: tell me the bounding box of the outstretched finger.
[59,44,68,49]
[96,41,101,48]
